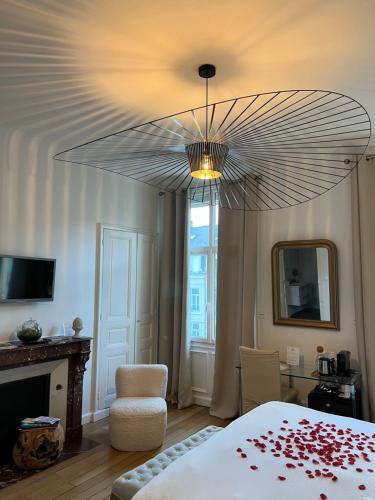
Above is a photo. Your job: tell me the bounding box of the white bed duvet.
[134,402,375,500]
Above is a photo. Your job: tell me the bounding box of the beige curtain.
[351,160,375,421]
[158,192,193,409]
[210,205,257,419]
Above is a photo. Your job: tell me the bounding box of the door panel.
[135,234,157,364]
[98,229,137,409]
[137,324,154,364]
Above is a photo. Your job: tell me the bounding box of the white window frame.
[188,203,218,345]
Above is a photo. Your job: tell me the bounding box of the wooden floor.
[0,406,230,500]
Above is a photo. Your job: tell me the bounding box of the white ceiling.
[0,0,374,151]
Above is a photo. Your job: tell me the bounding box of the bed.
[133,402,375,500]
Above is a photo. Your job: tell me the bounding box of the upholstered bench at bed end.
[111,425,223,500]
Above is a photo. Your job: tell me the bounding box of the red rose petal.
[320,494,327,500]
[237,421,375,490]
[358,484,366,491]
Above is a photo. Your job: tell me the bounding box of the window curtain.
[351,159,375,421]
[158,192,193,409]
[210,203,258,419]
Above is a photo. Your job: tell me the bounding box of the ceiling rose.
[54,65,371,210]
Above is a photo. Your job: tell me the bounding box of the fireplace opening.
[0,374,50,464]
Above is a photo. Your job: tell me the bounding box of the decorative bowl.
[17,319,42,343]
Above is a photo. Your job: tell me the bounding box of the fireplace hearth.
[0,374,51,464]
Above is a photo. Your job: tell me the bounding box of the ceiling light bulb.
[201,153,212,169]
[190,153,222,180]
[186,142,228,180]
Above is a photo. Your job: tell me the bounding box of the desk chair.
[239,346,298,414]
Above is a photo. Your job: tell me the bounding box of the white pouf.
[110,396,167,451]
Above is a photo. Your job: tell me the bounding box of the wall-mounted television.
[0,255,56,302]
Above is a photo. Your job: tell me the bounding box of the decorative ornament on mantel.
[54,64,371,211]
[72,317,83,337]
[16,319,42,343]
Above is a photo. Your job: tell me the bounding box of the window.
[188,202,218,342]
[191,255,207,274]
[191,322,200,338]
[191,288,200,312]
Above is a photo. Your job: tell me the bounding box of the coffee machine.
[318,356,335,376]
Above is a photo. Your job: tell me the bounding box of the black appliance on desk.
[336,350,351,376]
[308,351,362,419]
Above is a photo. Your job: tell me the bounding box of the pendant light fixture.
[186,64,228,180]
[54,65,371,211]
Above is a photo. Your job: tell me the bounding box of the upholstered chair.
[110,364,168,451]
[239,346,298,414]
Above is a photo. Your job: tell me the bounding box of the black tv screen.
[0,255,55,302]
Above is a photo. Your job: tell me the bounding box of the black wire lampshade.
[186,142,228,180]
[54,66,371,210]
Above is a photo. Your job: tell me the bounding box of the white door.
[135,234,157,363]
[98,228,137,410]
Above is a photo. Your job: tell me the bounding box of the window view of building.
[188,202,218,342]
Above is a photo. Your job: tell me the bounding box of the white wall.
[0,127,159,417]
[256,176,358,403]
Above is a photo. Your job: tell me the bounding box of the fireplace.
[0,337,91,452]
[0,374,50,464]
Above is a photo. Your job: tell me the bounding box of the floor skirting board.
[193,395,211,407]
[81,413,92,425]
[82,408,110,424]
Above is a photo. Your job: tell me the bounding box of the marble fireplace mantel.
[0,336,91,443]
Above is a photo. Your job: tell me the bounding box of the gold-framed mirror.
[271,239,339,330]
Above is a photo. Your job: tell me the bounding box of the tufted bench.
[111,425,222,500]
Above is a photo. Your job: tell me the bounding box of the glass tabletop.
[280,363,361,386]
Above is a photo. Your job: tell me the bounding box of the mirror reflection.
[279,247,330,321]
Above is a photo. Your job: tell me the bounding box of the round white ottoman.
[110,397,167,451]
